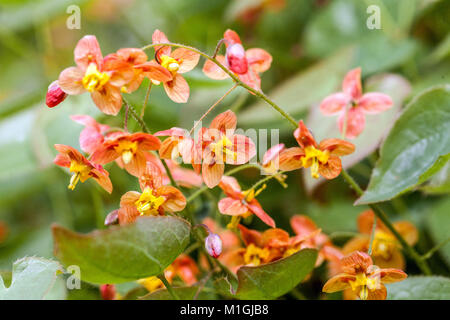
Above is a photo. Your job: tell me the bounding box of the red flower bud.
[205,233,223,258]
[100,284,116,300]
[46,80,67,108]
[226,43,248,74]
[104,210,119,226]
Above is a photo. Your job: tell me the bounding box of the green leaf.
[52,216,191,284]
[421,160,450,194]
[387,276,450,300]
[427,197,450,267]
[304,73,410,193]
[216,248,317,300]
[140,285,216,300]
[0,257,65,300]
[356,85,450,204]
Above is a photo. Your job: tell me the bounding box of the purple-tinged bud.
[226,43,248,74]
[100,284,116,300]
[205,233,223,258]
[104,210,119,226]
[46,80,67,108]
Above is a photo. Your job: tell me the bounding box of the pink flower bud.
[226,43,248,74]
[100,284,116,300]
[205,233,223,258]
[104,210,119,226]
[46,80,67,108]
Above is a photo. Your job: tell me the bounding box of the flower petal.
[74,35,103,70]
[91,167,113,193]
[262,143,285,166]
[118,191,141,225]
[278,147,304,171]
[359,92,393,114]
[394,221,418,246]
[210,110,237,133]
[373,268,407,284]
[202,55,229,80]
[245,48,272,73]
[163,74,189,103]
[218,176,242,196]
[218,197,248,216]
[137,61,173,83]
[58,67,85,95]
[340,251,373,275]
[224,29,242,45]
[247,200,276,228]
[159,186,187,212]
[294,120,317,148]
[90,84,123,115]
[152,29,171,56]
[338,107,365,139]
[139,161,163,191]
[318,155,342,179]
[238,224,263,247]
[319,138,355,156]
[322,274,355,293]
[123,150,147,177]
[342,67,362,100]
[171,48,200,73]
[202,161,225,188]
[290,215,318,237]
[132,133,161,151]
[367,284,387,300]
[319,93,349,115]
[231,134,256,165]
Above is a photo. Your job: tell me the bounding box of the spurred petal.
[58,67,85,95]
[218,197,248,216]
[319,93,349,115]
[278,147,304,171]
[372,268,407,284]
[318,155,342,179]
[90,84,123,115]
[152,29,171,57]
[342,67,362,100]
[319,138,355,156]
[74,35,103,70]
[294,120,317,148]
[171,48,200,73]
[262,228,290,247]
[245,48,272,73]
[91,166,113,193]
[159,137,179,159]
[340,251,373,275]
[202,55,229,80]
[118,191,141,225]
[290,215,318,237]
[137,61,173,83]
[247,200,276,228]
[132,133,161,151]
[202,161,225,188]
[210,110,237,133]
[338,107,365,139]
[322,274,355,293]
[158,186,187,212]
[359,92,393,114]
[163,74,189,103]
[238,224,263,247]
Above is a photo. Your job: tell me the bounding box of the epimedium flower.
[261,143,285,175]
[155,127,199,169]
[202,29,272,91]
[322,251,407,300]
[90,131,161,177]
[117,161,186,225]
[58,35,134,115]
[290,215,343,268]
[71,115,110,154]
[151,29,200,103]
[319,68,393,139]
[279,120,355,179]
[343,210,418,270]
[198,110,256,188]
[53,144,112,193]
[218,176,275,228]
[46,80,68,108]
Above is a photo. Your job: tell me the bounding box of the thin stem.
[157,273,180,300]
[124,104,129,132]
[189,83,238,135]
[212,38,226,59]
[421,237,450,260]
[141,82,152,119]
[341,169,431,275]
[368,217,377,256]
[141,42,298,127]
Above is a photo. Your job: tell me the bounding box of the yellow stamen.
[122,150,133,165]
[349,273,379,300]
[160,55,181,74]
[135,187,165,216]
[137,276,164,292]
[67,160,92,190]
[243,243,270,266]
[114,140,138,164]
[82,63,110,92]
[301,146,330,179]
[227,216,241,230]
[211,136,237,161]
[372,231,397,260]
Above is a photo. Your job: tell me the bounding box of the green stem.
[141,82,152,119]
[157,273,180,300]
[141,42,297,127]
[368,217,377,256]
[341,169,431,275]
[421,237,450,261]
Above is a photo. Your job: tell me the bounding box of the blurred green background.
[0,0,449,298]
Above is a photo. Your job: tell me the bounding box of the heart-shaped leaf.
[215,248,317,300]
[304,73,410,193]
[356,85,450,204]
[386,276,450,300]
[0,257,65,300]
[52,216,191,284]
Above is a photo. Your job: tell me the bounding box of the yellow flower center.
[372,231,397,260]
[349,273,379,300]
[243,243,270,266]
[82,63,110,92]
[137,276,164,292]
[68,160,92,190]
[135,187,165,216]
[211,135,237,161]
[301,146,330,179]
[160,55,181,74]
[114,140,138,165]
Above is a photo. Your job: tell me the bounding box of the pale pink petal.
[210,110,237,133]
[171,48,200,73]
[224,29,242,45]
[202,161,225,188]
[152,29,171,56]
[202,55,229,80]
[262,143,285,166]
[219,175,242,196]
[320,93,349,115]
[231,134,256,165]
[245,48,272,73]
[338,107,366,139]
[342,67,362,100]
[58,67,85,95]
[218,197,248,216]
[358,92,393,114]
[247,201,276,228]
[74,35,103,70]
[163,74,189,103]
[90,84,123,115]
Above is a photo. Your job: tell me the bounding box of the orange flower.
[343,210,418,270]
[198,110,256,188]
[279,120,355,179]
[261,143,285,174]
[290,215,343,268]
[203,29,272,91]
[117,162,186,225]
[323,251,407,300]
[90,131,161,177]
[53,144,112,193]
[218,176,275,228]
[58,35,134,115]
[71,115,110,154]
[151,30,200,103]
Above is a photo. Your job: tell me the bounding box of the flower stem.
[341,169,431,275]
[141,82,152,119]
[157,273,180,300]
[368,217,377,256]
